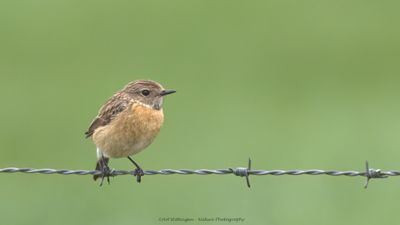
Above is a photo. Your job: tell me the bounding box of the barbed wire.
[0,159,396,188]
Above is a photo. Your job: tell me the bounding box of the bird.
[85,80,176,185]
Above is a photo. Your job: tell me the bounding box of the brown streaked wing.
[85,93,131,138]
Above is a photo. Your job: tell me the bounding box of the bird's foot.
[127,156,144,183]
[133,168,144,183]
[99,166,114,186]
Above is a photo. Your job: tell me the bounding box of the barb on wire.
[364,161,388,188]
[229,158,251,188]
[1,159,399,188]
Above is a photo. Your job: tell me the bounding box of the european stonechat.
[85,80,176,185]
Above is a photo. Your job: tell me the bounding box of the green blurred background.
[1,0,400,224]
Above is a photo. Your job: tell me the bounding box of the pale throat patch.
[131,98,163,110]
[153,98,163,110]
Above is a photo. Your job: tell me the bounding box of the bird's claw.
[99,166,114,186]
[133,168,144,183]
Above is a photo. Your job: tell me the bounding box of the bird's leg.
[127,156,144,183]
[99,156,112,186]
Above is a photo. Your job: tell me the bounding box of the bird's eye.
[141,89,150,96]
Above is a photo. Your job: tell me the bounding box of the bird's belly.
[93,104,164,158]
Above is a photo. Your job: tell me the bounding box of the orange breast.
[93,103,164,158]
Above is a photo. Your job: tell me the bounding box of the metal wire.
[0,159,397,188]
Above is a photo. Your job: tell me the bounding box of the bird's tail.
[93,157,109,181]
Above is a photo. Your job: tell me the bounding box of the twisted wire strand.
[0,167,399,176]
[0,160,397,188]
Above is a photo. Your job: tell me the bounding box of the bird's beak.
[160,89,176,96]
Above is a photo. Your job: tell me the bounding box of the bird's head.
[123,80,176,110]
